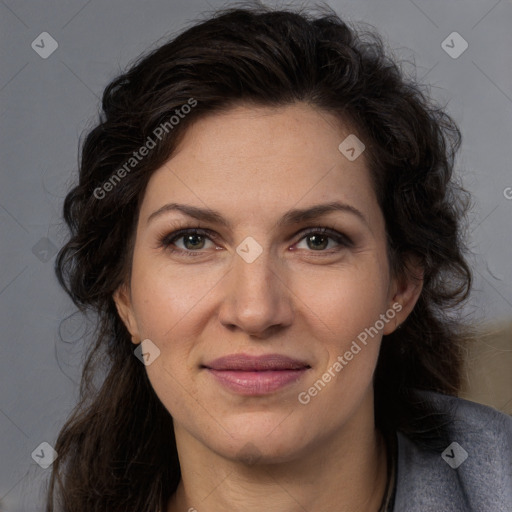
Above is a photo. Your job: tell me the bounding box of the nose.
[217,244,294,338]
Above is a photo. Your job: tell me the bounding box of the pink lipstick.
[202,353,310,395]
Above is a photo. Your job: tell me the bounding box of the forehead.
[169,103,364,174]
[139,103,381,230]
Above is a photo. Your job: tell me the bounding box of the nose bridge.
[218,238,292,334]
[232,239,277,301]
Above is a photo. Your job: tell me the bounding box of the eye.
[294,227,353,252]
[159,228,218,256]
[158,226,353,257]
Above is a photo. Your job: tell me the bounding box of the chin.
[207,414,312,464]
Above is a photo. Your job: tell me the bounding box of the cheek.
[294,256,389,403]
[294,254,390,340]
[128,259,204,414]
[129,248,222,339]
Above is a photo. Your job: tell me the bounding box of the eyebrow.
[146,201,369,229]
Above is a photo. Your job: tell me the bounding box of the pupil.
[186,235,204,249]
[309,235,327,250]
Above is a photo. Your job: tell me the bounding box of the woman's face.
[115,103,419,462]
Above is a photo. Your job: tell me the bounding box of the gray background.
[1,0,511,510]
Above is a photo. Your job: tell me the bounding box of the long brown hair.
[48,3,472,510]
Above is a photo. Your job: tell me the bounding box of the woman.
[48,4,512,511]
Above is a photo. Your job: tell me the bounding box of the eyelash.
[157,226,353,257]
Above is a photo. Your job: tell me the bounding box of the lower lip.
[206,369,309,395]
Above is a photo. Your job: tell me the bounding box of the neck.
[167,395,388,512]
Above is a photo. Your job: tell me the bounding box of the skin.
[114,103,423,512]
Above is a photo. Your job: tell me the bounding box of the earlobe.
[113,283,141,344]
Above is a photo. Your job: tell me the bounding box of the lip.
[204,353,310,371]
[202,353,311,395]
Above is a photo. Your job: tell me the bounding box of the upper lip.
[203,353,311,371]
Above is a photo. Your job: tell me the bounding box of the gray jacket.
[392,392,512,511]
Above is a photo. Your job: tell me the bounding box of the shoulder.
[392,390,512,512]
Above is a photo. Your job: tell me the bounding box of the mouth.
[202,353,311,395]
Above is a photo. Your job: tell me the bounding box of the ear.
[113,282,141,344]
[383,254,424,335]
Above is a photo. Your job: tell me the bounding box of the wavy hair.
[47,3,472,510]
